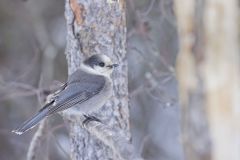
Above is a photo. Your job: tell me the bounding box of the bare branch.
[27,119,47,160]
[140,0,156,17]
[63,110,143,160]
[50,132,70,159]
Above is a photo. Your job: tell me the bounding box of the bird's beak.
[107,64,119,68]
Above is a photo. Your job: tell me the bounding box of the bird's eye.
[99,62,105,67]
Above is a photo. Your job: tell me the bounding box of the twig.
[51,132,70,159]
[0,80,41,101]
[159,0,176,26]
[139,135,149,156]
[140,0,156,17]
[27,119,48,160]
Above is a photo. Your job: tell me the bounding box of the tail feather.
[12,107,49,135]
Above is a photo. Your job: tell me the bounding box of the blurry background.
[0,0,183,160]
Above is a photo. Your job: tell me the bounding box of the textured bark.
[63,0,133,160]
[175,0,240,160]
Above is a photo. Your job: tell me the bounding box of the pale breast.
[73,76,113,113]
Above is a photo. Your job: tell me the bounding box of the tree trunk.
[63,0,132,160]
[203,1,240,160]
[174,1,212,159]
[175,0,240,160]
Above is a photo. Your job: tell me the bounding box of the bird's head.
[81,54,118,77]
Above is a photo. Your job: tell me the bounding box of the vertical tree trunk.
[203,1,240,160]
[174,0,212,159]
[63,0,130,159]
[175,0,240,160]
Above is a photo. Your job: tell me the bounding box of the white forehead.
[101,55,112,64]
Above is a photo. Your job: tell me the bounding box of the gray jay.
[12,54,118,135]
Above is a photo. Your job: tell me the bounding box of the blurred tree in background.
[175,0,240,160]
[0,0,239,160]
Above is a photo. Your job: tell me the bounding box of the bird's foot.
[82,114,102,126]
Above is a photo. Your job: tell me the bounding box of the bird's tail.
[12,102,52,135]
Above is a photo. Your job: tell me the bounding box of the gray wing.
[46,69,106,115]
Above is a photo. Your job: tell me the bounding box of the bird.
[12,54,118,135]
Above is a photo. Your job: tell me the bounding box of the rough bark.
[175,0,240,160]
[63,0,136,160]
